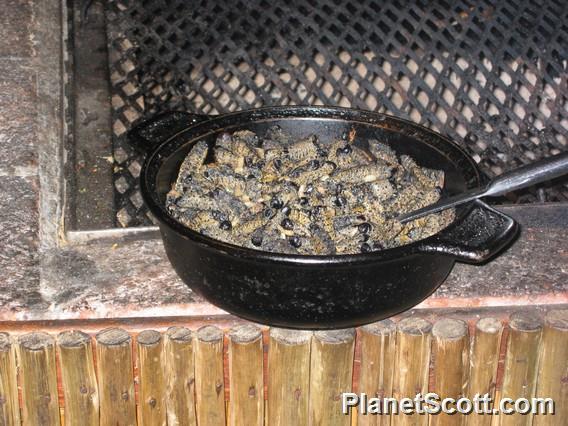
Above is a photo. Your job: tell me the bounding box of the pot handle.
[416,200,519,264]
[128,111,211,154]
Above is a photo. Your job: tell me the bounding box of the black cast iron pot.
[129,106,518,329]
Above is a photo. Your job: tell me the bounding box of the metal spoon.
[398,151,568,223]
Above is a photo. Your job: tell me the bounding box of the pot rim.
[139,106,485,265]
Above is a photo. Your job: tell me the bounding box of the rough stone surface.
[0,0,35,58]
[38,238,201,319]
[0,61,38,175]
[0,216,565,321]
[439,225,568,298]
[0,176,44,314]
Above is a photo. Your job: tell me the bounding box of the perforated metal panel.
[106,0,568,227]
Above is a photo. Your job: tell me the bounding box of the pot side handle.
[416,200,519,264]
[128,111,211,155]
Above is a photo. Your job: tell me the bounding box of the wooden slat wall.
[0,309,565,425]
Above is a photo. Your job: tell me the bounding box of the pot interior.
[147,109,482,214]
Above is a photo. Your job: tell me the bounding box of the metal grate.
[105,0,568,227]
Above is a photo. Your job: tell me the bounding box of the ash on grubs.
[166,127,454,255]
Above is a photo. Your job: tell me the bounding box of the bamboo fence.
[0,309,565,425]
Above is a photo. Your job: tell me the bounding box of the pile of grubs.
[166,126,454,255]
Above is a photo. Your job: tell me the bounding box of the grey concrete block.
[0,0,35,58]
[0,176,44,312]
[0,61,38,175]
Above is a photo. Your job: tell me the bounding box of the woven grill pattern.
[106,0,568,227]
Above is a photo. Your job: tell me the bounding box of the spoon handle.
[397,189,483,223]
[483,151,568,197]
[398,151,568,224]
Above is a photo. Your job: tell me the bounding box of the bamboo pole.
[267,328,312,426]
[137,330,167,426]
[498,311,543,426]
[391,317,432,426]
[464,317,503,426]
[95,327,136,426]
[309,328,356,426]
[17,332,60,426]
[533,309,568,426]
[57,330,99,426]
[194,325,226,426]
[228,324,264,426]
[0,333,20,425]
[164,326,197,426]
[430,318,469,426]
[358,319,397,426]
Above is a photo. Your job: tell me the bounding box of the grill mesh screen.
[106,0,568,227]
